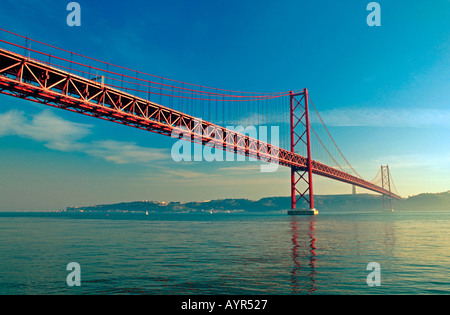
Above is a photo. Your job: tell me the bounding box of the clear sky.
[0,0,449,211]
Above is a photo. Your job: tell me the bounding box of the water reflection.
[290,216,317,294]
[383,221,396,256]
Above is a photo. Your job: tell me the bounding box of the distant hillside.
[65,191,450,213]
[396,191,450,211]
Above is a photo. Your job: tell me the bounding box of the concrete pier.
[287,209,319,215]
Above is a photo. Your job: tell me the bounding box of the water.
[0,211,449,295]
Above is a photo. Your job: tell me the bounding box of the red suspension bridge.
[0,29,401,214]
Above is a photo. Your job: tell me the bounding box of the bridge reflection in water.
[290,216,317,294]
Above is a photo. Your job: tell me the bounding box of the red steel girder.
[0,47,401,200]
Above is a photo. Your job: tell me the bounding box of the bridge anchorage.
[0,28,401,215]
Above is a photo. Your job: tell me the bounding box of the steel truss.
[0,48,401,201]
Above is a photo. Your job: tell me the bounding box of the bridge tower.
[381,165,393,211]
[288,89,318,215]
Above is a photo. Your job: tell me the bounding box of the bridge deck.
[0,48,401,200]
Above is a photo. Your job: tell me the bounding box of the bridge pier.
[287,209,319,216]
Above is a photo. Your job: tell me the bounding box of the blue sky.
[0,0,449,211]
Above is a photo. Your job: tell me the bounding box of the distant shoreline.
[0,192,447,214]
[62,191,449,214]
